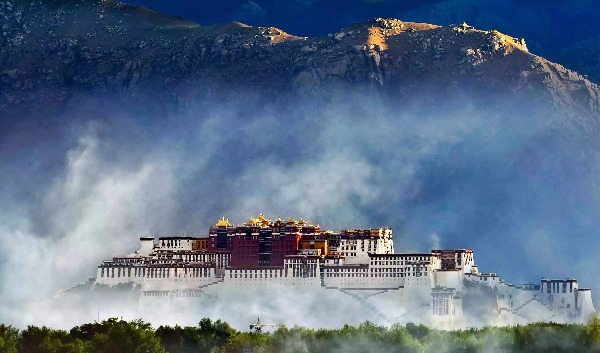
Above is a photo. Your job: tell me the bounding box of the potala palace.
[95,215,596,328]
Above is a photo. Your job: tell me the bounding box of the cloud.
[0,125,178,325]
[1,89,600,328]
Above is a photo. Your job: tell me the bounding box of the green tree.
[19,326,83,353]
[387,323,421,353]
[20,326,56,353]
[224,332,271,353]
[172,318,237,353]
[405,322,430,342]
[0,324,19,353]
[156,325,184,353]
[86,318,165,353]
[587,314,600,348]
[69,322,106,342]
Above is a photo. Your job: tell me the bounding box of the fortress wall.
[434,270,462,289]
[577,289,596,322]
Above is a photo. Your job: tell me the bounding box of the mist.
[1,87,600,329]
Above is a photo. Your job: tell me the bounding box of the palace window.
[432,297,450,316]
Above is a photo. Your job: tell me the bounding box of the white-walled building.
[95,218,595,328]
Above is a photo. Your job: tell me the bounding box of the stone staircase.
[337,289,393,323]
[511,296,556,321]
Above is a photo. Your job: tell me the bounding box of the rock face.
[118,0,600,83]
[1,1,599,124]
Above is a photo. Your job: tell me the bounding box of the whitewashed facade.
[96,231,595,328]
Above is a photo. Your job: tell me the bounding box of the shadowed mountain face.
[1,1,599,123]
[2,0,600,327]
[124,0,600,82]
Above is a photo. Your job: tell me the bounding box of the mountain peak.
[0,3,598,126]
[332,18,528,55]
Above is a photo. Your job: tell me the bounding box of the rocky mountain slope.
[1,0,599,126]
[126,0,600,82]
[396,0,600,80]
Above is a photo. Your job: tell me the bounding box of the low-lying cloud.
[1,90,599,328]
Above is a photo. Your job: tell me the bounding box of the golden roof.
[246,217,257,226]
[216,217,231,227]
[245,214,272,227]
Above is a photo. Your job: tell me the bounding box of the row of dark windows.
[100,267,212,278]
[544,282,573,294]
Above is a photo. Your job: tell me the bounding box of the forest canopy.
[3,317,600,353]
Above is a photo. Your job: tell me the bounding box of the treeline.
[3,317,600,353]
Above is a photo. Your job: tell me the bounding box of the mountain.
[1,0,599,128]
[123,0,600,83]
